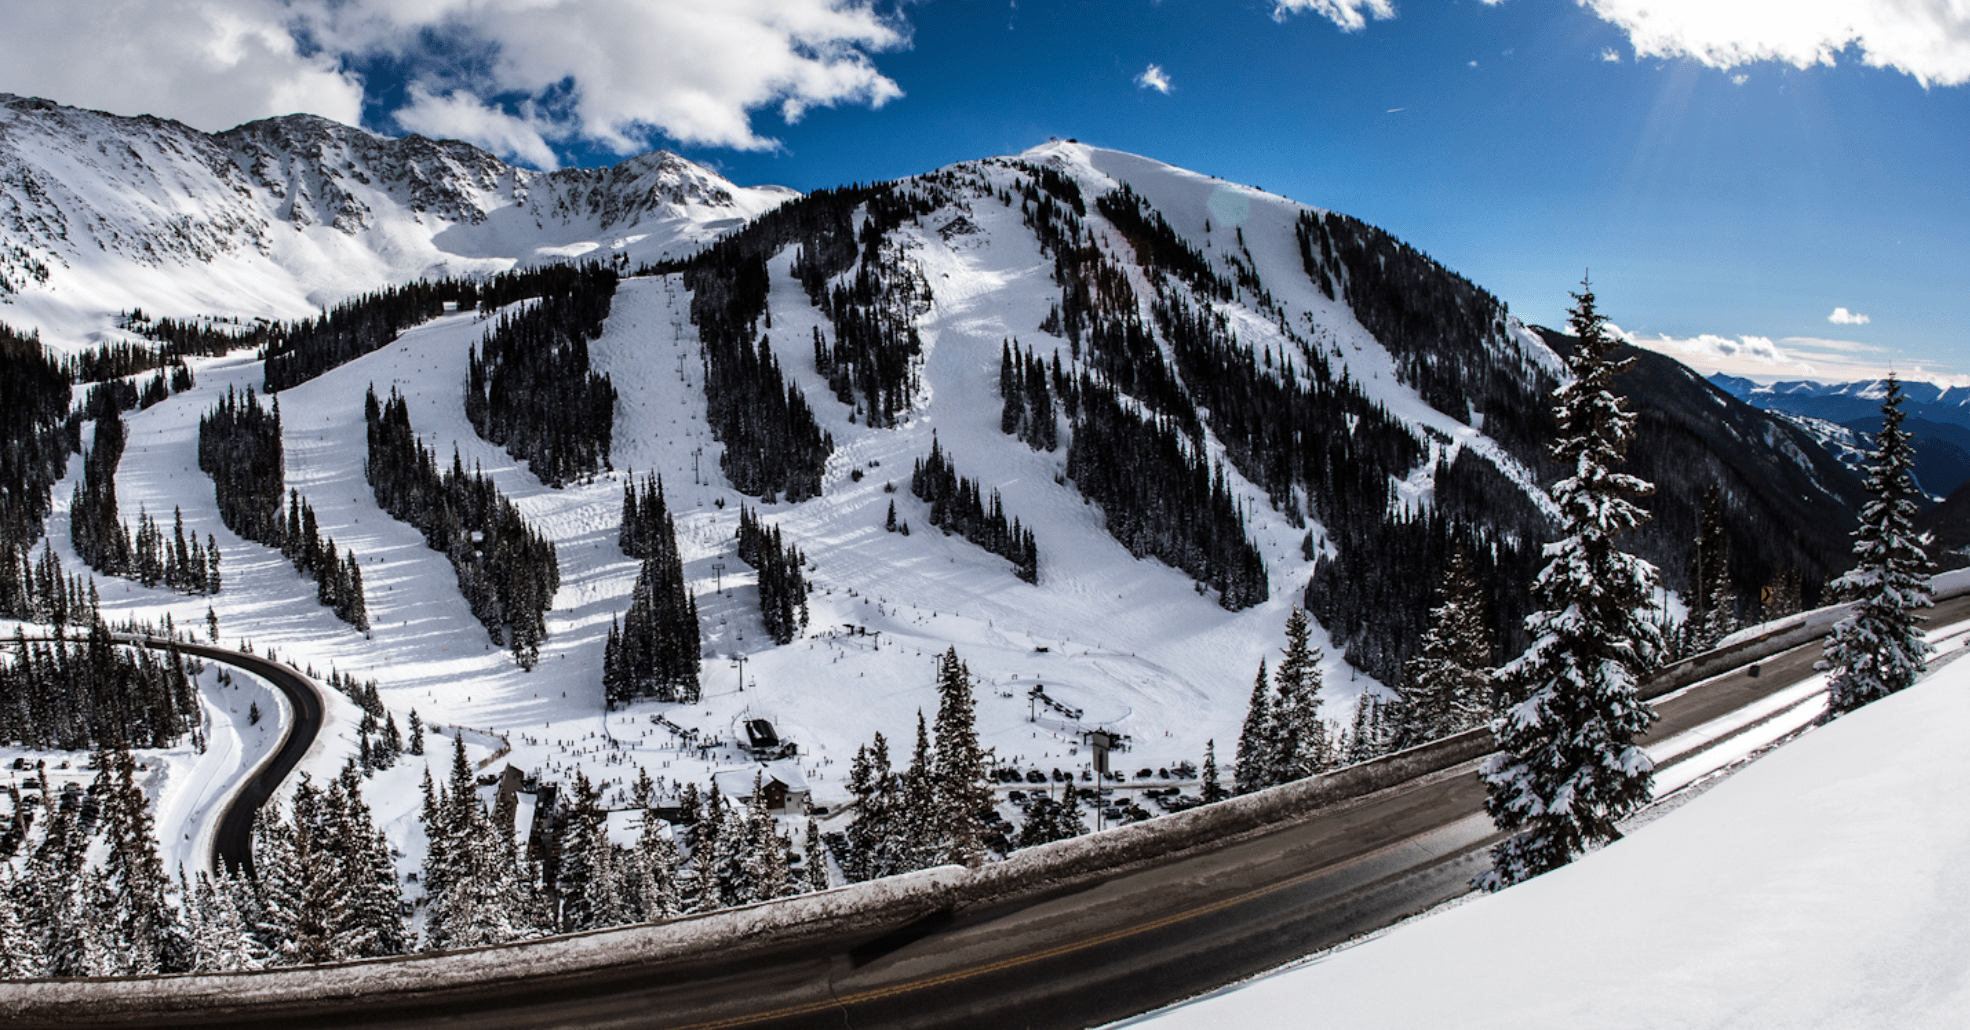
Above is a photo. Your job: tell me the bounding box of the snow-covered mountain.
[1711,373,1970,496]
[0,93,794,347]
[0,100,1878,919]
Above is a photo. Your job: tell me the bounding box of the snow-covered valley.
[2,92,1931,1028]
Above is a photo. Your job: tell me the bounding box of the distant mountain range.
[0,92,793,346]
[0,92,1885,706]
[1710,374,1970,497]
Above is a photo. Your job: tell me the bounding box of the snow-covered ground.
[5,141,1654,899]
[1122,644,1970,1029]
[0,620,286,881]
[21,144,1472,837]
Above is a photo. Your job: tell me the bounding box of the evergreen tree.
[736,505,811,644]
[1269,606,1327,781]
[464,264,619,487]
[931,647,991,867]
[331,763,408,956]
[896,711,939,871]
[607,475,702,703]
[700,785,749,910]
[422,735,537,949]
[184,868,264,972]
[802,817,831,892]
[1819,374,1933,716]
[1480,277,1661,890]
[1687,483,1737,651]
[1233,659,1274,795]
[1201,739,1226,803]
[741,774,792,903]
[844,734,894,882]
[912,435,1041,583]
[249,799,308,964]
[634,806,682,922]
[0,869,47,977]
[1397,543,1494,746]
[98,742,185,974]
[365,388,557,666]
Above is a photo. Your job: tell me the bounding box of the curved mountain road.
[14,595,1967,1029]
[121,635,327,876]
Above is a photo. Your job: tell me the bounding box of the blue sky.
[2,0,1965,382]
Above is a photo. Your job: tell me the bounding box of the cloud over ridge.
[0,0,911,167]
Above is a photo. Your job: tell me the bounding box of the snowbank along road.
[13,590,1965,1030]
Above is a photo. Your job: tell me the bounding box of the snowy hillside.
[1124,643,1970,1030]
[0,94,794,348]
[0,102,1883,973]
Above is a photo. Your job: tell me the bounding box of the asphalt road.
[121,635,326,876]
[96,592,1963,1030]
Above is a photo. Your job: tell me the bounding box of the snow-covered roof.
[711,760,809,799]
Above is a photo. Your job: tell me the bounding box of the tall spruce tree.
[1687,483,1737,652]
[1480,277,1661,890]
[1232,659,1274,795]
[1269,607,1327,781]
[0,870,47,977]
[931,647,991,866]
[98,742,184,974]
[1818,374,1933,716]
[1201,739,1226,803]
[1397,543,1493,746]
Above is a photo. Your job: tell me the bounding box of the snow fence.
[12,577,1970,1024]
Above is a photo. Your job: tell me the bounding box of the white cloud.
[1577,0,1970,87]
[1731,72,1750,85]
[1622,328,1970,385]
[1271,0,1396,32]
[396,86,562,171]
[0,0,911,166]
[0,0,364,133]
[1136,64,1174,94]
[1600,47,1623,62]
[1829,307,1872,325]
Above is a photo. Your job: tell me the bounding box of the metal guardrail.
[10,579,1968,1022]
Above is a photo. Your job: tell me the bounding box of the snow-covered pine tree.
[1056,780,1089,839]
[1200,739,1226,803]
[606,479,702,705]
[0,869,47,977]
[1269,607,1327,782]
[1232,659,1274,795]
[701,786,749,910]
[98,742,185,973]
[554,771,610,931]
[1397,542,1493,747]
[249,799,310,964]
[802,817,831,892]
[634,806,682,922]
[1687,483,1737,652]
[70,868,119,977]
[423,736,536,950]
[330,763,407,957]
[742,774,792,902]
[898,711,939,872]
[1480,276,1661,891]
[1819,374,1933,716]
[931,647,991,866]
[14,790,80,974]
[844,733,894,882]
[182,868,262,973]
